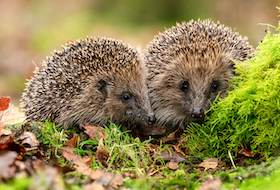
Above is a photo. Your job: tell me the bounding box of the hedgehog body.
[21,37,155,128]
[145,19,254,128]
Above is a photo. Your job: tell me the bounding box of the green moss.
[209,20,280,155]
[219,157,280,189]
[0,176,31,190]
[184,10,280,157]
[238,171,280,190]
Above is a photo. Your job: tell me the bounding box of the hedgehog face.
[101,70,155,127]
[145,19,254,129]
[150,52,233,128]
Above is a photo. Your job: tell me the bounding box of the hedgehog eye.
[122,93,130,101]
[211,81,219,92]
[181,81,189,92]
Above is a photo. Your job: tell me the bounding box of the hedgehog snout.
[146,114,156,125]
[191,107,204,119]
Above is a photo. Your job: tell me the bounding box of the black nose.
[191,107,204,119]
[146,114,156,125]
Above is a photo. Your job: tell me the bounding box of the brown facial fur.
[57,62,154,127]
[21,37,154,128]
[145,19,254,128]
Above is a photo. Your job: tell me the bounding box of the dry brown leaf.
[152,173,163,178]
[0,134,26,155]
[131,123,166,136]
[0,150,18,179]
[75,160,104,179]
[75,160,124,188]
[0,102,26,128]
[14,160,28,172]
[168,161,179,170]
[197,178,221,190]
[198,158,219,171]
[0,134,13,149]
[0,96,10,111]
[238,148,260,157]
[82,155,95,167]
[19,131,40,148]
[83,125,106,141]
[75,159,123,188]
[159,148,185,163]
[32,159,46,171]
[30,166,63,190]
[0,128,11,135]
[64,134,78,148]
[99,172,123,188]
[84,183,105,190]
[60,146,78,162]
[96,138,109,167]
[124,172,138,178]
[153,128,183,144]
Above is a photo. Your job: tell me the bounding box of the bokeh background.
[0,0,279,105]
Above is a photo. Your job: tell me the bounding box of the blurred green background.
[0,0,279,105]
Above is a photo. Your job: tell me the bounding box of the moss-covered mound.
[188,21,280,157]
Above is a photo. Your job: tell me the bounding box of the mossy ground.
[3,120,280,190]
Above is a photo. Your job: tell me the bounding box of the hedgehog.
[144,19,254,129]
[21,37,156,129]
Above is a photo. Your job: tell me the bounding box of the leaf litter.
[0,96,276,189]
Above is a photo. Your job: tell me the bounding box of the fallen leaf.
[237,148,260,157]
[0,128,11,135]
[84,183,105,190]
[14,160,27,171]
[0,150,18,179]
[60,146,78,162]
[19,131,40,148]
[198,158,219,171]
[131,123,166,137]
[124,172,138,178]
[82,155,95,167]
[30,166,64,190]
[0,134,14,149]
[0,96,10,111]
[75,160,104,179]
[153,128,183,144]
[32,159,46,171]
[75,159,123,188]
[95,172,124,188]
[0,134,26,154]
[168,161,179,170]
[0,102,26,128]
[82,125,106,141]
[64,133,78,148]
[152,173,163,178]
[197,178,221,190]
[96,138,109,167]
[159,148,186,163]
[59,134,80,161]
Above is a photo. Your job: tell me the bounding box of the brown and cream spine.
[21,37,155,128]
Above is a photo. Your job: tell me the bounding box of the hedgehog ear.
[97,79,108,99]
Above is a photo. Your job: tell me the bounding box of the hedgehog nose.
[146,114,156,125]
[191,107,204,119]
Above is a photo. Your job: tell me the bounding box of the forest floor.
[1,96,280,190]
